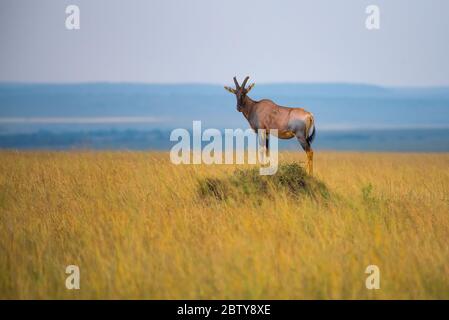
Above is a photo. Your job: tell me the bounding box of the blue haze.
[0,83,449,151]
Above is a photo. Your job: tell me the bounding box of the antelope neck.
[241,95,256,120]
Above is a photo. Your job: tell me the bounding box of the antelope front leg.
[258,130,267,164]
[266,134,270,157]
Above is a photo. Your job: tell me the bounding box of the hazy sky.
[1,0,449,86]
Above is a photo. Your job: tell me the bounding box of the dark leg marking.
[266,134,270,156]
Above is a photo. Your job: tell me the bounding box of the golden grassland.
[0,151,448,299]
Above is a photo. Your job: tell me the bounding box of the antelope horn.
[224,86,236,94]
[241,76,250,89]
[233,76,240,89]
[246,83,255,93]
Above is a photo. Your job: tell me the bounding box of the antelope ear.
[246,83,255,93]
[224,86,236,94]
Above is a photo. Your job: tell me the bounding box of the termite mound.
[197,162,330,203]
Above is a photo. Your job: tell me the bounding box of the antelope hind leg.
[306,149,314,175]
[297,136,313,175]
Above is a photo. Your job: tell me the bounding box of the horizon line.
[0,117,448,130]
[1,81,449,90]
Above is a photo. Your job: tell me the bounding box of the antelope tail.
[306,114,316,144]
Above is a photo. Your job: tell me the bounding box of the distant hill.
[1,82,449,150]
[1,128,449,151]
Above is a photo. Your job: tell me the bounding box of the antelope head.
[224,76,255,112]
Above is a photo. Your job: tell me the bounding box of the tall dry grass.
[0,151,448,299]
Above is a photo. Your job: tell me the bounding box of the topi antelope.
[224,76,316,174]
